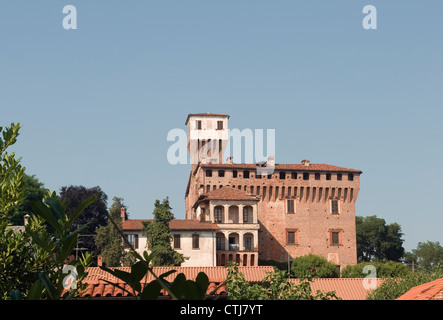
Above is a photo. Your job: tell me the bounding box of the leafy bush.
[366,269,443,300]
[291,254,339,278]
[341,261,409,278]
[226,263,340,300]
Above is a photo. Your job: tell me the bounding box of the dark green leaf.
[140,280,162,300]
[39,273,57,300]
[196,272,209,299]
[131,260,149,283]
[99,266,133,286]
[170,273,187,299]
[44,197,64,220]
[31,200,62,234]
[10,289,22,300]
[27,228,57,263]
[182,280,202,300]
[27,280,43,300]
[60,232,78,263]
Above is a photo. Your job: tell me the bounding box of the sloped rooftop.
[396,277,443,300]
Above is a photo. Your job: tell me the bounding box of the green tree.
[142,197,185,266]
[356,215,405,262]
[9,192,97,300]
[95,197,127,266]
[341,261,409,278]
[0,123,25,217]
[291,254,339,278]
[60,185,108,257]
[9,173,48,225]
[225,263,339,300]
[0,215,53,299]
[367,269,443,300]
[404,241,443,272]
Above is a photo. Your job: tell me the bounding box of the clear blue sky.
[1,1,442,252]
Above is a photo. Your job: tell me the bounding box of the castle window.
[233,170,238,178]
[330,231,341,245]
[218,170,225,177]
[206,170,212,177]
[331,199,339,214]
[326,173,331,180]
[337,173,342,181]
[192,234,200,249]
[303,172,309,180]
[348,174,354,181]
[291,172,297,179]
[286,230,298,245]
[243,170,250,178]
[173,234,181,249]
[279,172,286,180]
[217,121,223,130]
[287,199,295,214]
[315,173,320,180]
[196,120,202,130]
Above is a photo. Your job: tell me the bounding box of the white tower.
[185,113,230,166]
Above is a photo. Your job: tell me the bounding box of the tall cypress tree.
[143,197,185,266]
[95,197,126,266]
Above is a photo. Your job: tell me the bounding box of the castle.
[123,113,362,272]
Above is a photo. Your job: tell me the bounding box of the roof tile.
[396,277,443,300]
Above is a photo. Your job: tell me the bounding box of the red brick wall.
[186,165,360,270]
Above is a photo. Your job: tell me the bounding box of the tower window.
[206,170,212,177]
[331,200,339,214]
[286,230,298,245]
[287,199,295,214]
[348,174,354,181]
[303,172,309,180]
[217,121,223,130]
[291,172,297,179]
[330,231,341,245]
[196,120,202,130]
[279,172,286,180]
[243,170,250,178]
[315,173,320,180]
[326,173,331,180]
[218,170,225,177]
[337,173,342,181]
[233,170,238,178]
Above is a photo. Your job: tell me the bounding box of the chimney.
[301,159,310,167]
[226,156,233,164]
[120,207,126,222]
[97,255,103,267]
[24,214,30,226]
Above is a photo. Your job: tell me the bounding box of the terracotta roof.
[201,162,362,173]
[396,278,443,300]
[200,187,259,201]
[74,267,381,300]
[289,278,383,300]
[122,219,218,231]
[79,266,273,298]
[185,113,230,125]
